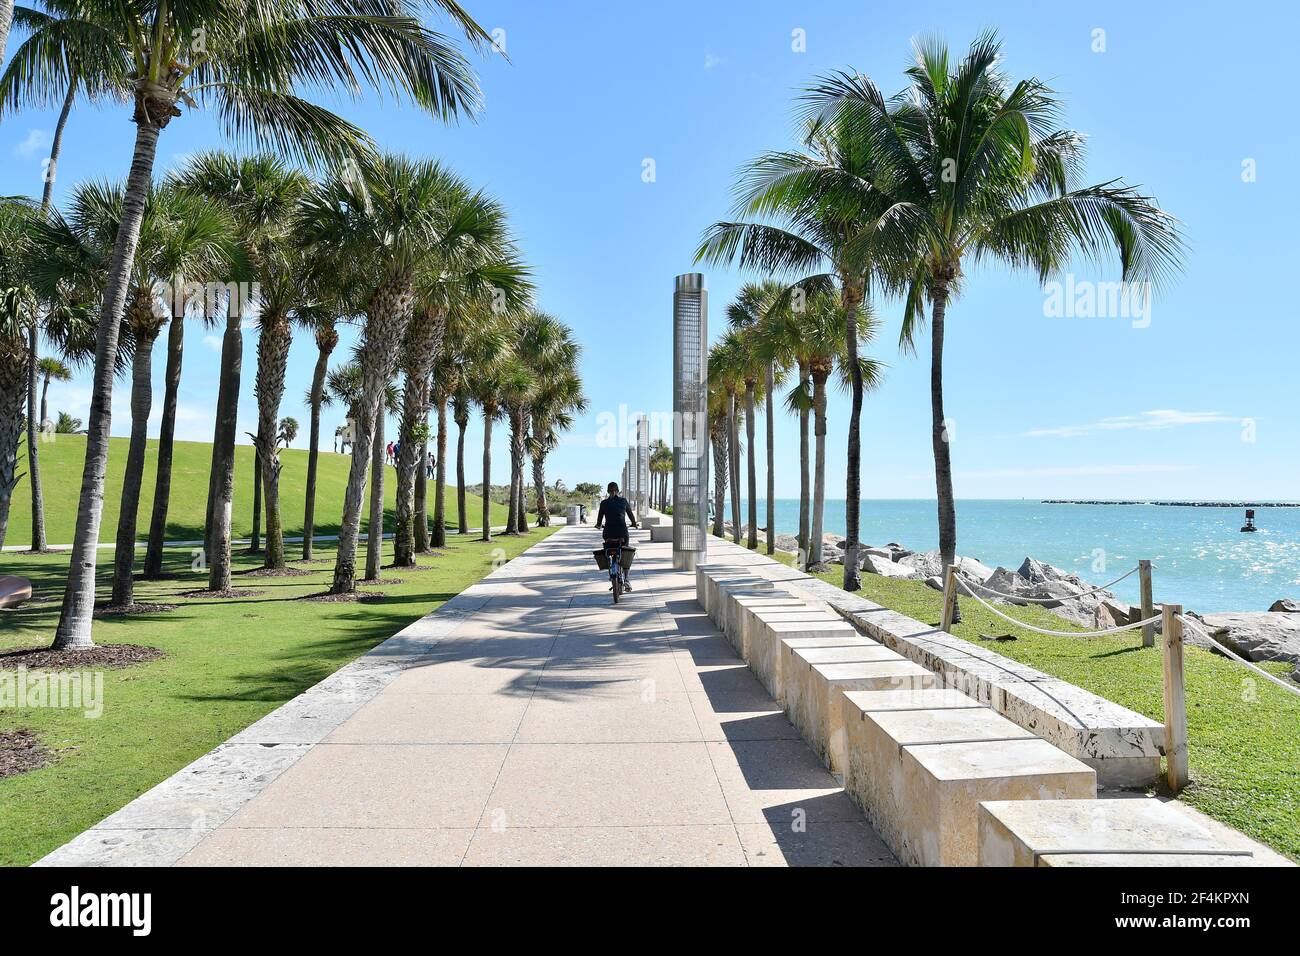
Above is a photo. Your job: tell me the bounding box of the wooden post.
[1139,560,1155,648]
[1161,603,1189,792]
[941,564,958,633]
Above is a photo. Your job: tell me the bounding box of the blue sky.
[4,0,1297,500]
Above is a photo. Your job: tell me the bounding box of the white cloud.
[14,128,48,158]
[202,335,222,352]
[1022,409,1243,439]
[703,52,725,70]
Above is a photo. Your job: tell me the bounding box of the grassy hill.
[5,435,508,548]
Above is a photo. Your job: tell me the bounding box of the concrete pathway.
[41,526,894,867]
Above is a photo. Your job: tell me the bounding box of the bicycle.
[604,540,629,603]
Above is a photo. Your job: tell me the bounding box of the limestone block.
[977,798,1250,867]
[731,598,820,660]
[783,646,907,748]
[891,741,1095,866]
[757,621,859,699]
[799,659,937,772]
[1037,853,1258,867]
[650,524,673,542]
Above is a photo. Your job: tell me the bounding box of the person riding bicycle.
[595,482,638,591]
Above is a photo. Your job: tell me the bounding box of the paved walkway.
[41,526,894,867]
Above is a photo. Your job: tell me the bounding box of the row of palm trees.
[0,0,585,651]
[698,32,1185,589]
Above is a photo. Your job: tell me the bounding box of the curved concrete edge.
[32,536,557,868]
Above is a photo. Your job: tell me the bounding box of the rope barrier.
[960,564,1142,604]
[1177,614,1300,700]
[954,576,1162,638]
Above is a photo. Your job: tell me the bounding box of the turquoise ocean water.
[724,499,1300,613]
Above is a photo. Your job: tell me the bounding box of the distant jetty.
[1042,500,1300,508]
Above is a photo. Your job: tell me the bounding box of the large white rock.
[1194,611,1300,664]
[898,549,945,578]
[862,553,923,579]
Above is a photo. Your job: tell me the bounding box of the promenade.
[39,526,895,867]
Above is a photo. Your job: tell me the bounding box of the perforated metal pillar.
[672,273,708,570]
[636,415,650,518]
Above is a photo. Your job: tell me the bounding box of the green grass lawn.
[734,538,1299,860]
[0,526,558,866]
[5,434,509,547]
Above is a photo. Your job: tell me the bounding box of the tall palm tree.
[518,311,584,528]
[709,331,746,544]
[699,108,900,588]
[28,0,489,648]
[4,6,127,556]
[451,387,471,534]
[427,328,464,548]
[803,32,1185,570]
[649,439,672,510]
[34,356,70,428]
[706,348,731,539]
[299,307,343,561]
[460,309,515,542]
[301,156,492,593]
[726,287,778,550]
[174,151,308,586]
[393,209,528,566]
[0,198,41,551]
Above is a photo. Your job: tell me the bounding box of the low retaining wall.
[699,541,1165,788]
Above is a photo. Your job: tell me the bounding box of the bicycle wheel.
[612,568,622,603]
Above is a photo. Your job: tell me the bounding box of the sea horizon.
[718,498,1300,614]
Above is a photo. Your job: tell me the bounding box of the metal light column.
[672,273,708,570]
[636,415,650,518]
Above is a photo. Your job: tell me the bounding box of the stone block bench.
[697,547,1165,788]
[784,648,936,771]
[649,524,673,542]
[730,595,824,659]
[977,799,1256,867]
[839,688,1096,866]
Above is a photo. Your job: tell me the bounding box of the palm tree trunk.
[54,118,162,650]
[797,370,811,568]
[810,372,828,567]
[455,403,468,534]
[744,382,757,549]
[27,74,77,555]
[0,0,12,67]
[330,279,414,594]
[727,394,741,544]
[110,325,158,607]
[365,403,384,580]
[0,350,26,553]
[302,328,335,561]
[710,423,727,537]
[254,309,292,569]
[432,395,448,547]
[206,304,244,593]
[532,445,548,527]
[504,407,520,535]
[480,408,494,542]
[144,313,185,577]
[394,376,428,565]
[40,375,50,425]
[841,281,865,590]
[764,364,775,555]
[249,442,261,553]
[26,325,46,552]
[414,436,429,552]
[930,283,957,569]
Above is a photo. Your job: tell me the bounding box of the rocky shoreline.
[1042,499,1300,508]
[728,522,1300,683]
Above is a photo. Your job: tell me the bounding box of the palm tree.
[804,32,1184,570]
[393,206,528,566]
[427,330,463,548]
[649,439,672,510]
[795,289,883,568]
[26,0,489,648]
[706,349,731,539]
[698,107,900,588]
[172,152,306,587]
[460,309,515,542]
[34,357,69,428]
[728,280,790,554]
[301,156,493,593]
[726,288,778,550]
[54,411,80,432]
[709,331,746,544]
[518,312,584,528]
[451,387,471,534]
[299,308,343,561]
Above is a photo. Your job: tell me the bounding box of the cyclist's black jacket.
[596,496,635,539]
